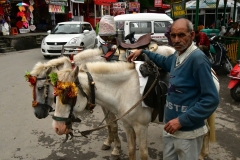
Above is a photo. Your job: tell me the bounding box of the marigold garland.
[24,71,36,86]
[54,81,78,98]
[48,72,78,99]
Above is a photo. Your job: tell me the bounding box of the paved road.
[0,49,239,160]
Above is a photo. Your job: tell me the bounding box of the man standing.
[127,18,219,160]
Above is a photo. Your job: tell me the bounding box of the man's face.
[170,21,195,54]
[100,35,115,43]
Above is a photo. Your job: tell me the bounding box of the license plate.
[49,46,62,50]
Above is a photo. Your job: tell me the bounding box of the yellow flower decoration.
[22,16,27,22]
[54,81,78,98]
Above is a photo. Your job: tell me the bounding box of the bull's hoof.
[111,154,120,160]
[101,144,111,150]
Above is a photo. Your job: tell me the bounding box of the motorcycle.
[228,60,240,101]
[208,35,233,73]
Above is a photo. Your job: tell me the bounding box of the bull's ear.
[46,67,52,76]
[73,66,79,80]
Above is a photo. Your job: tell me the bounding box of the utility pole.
[194,0,199,31]
[214,0,220,29]
[223,0,227,26]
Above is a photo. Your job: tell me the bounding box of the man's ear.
[191,31,195,40]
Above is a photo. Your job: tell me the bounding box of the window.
[129,22,151,34]
[154,21,171,33]
[116,21,125,30]
[82,24,92,32]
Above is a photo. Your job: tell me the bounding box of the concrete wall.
[9,36,38,51]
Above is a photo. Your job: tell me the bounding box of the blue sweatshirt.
[142,49,219,131]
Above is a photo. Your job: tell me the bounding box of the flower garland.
[24,71,36,86]
[54,81,78,98]
[49,72,78,98]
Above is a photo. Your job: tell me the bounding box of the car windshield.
[51,24,81,34]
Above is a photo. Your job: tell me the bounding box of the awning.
[94,0,116,6]
[186,0,240,9]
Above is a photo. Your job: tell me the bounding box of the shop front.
[85,0,116,28]
[0,0,11,35]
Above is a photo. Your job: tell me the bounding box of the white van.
[114,13,173,43]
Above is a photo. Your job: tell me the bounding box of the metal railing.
[221,36,240,63]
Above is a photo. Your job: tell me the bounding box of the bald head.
[171,18,194,32]
[169,18,195,55]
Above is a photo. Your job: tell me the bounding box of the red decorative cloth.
[0,6,3,16]
[16,21,23,29]
[17,11,25,17]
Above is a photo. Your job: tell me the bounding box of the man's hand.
[164,118,182,134]
[126,49,142,62]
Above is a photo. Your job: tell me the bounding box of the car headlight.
[69,37,79,45]
[42,38,46,45]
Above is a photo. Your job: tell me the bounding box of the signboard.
[112,2,126,8]
[128,2,140,12]
[94,0,116,5]
[154,0,162,7]
[71,0,84,3]
[111,2,126,16]
[171,1,186,19]
[49,1,68,6]
[49,4,65,13]
[50,0,67,1]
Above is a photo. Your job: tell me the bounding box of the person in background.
[97,15,117,47]
[219,26,226,36]
[227,17,233,26]
[195,30,210,55]
[164,24,173,46]
[235,24,240,37]
[215,18,221,29]
[127,18,219,160]
[198,22,204,31]
[225,22,239,37]
[220,17,226,27]
[198,24,204,31]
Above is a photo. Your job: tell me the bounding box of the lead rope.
[76,68,159,137]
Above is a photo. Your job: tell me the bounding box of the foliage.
[49,72,58,86]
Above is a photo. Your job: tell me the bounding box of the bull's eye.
[38,87,43,91]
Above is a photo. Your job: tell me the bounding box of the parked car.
[114,13,173,43]
[41,21,97,58]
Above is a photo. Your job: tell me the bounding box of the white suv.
[41,21,97,58]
